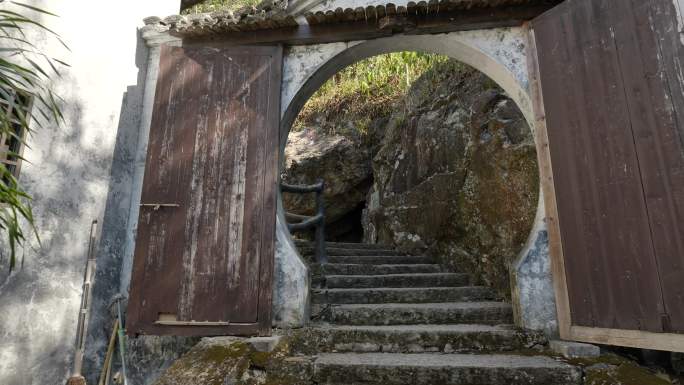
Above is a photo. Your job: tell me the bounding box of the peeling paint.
[673,0,684,44]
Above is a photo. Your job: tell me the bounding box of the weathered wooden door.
[529,0,684,351]
[127,44,282,336]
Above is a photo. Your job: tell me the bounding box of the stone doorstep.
[245,336,282,353]
[324,272,470,289]
[310,353,583,385]
[549,340,600,358]
[327,255,433,264]
[294,241,395,250]
[298,246,401,255]
[311,286,496,305]
[291,324,546,354]
[324,302,514,326]
[323,248,410,256]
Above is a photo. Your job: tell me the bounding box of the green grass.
[294,52,464,136]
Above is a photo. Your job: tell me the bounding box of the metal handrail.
[281,179,327,264]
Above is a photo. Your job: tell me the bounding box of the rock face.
[363,63,539,299]
[283,60,539,298]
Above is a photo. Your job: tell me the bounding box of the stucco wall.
[0,1,178,384]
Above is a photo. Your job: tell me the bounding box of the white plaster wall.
[0,1,178,384]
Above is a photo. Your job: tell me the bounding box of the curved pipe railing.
[281,180,327,264]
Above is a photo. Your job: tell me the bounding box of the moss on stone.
[153,338,252,385]
[584,361,672,385]
[544,351,674,385]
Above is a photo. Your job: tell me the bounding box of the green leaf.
[9,1,59,17]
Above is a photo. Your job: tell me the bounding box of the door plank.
[633,0,684,333]
[128,45,201,333]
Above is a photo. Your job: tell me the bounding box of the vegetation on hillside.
[0,1,67,270]
[293,53,466,136]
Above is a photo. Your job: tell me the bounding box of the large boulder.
[364,63,539,298]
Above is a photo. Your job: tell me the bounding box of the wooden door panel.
[534,0,665,332]
[620,0,684,333]
[127,44,281,336]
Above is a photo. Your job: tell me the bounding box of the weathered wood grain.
[632,0,684,334]
[534,0,666,333]
[127,44,282,337]
[533,0,684,341]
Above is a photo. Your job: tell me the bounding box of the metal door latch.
[139,203,180,211]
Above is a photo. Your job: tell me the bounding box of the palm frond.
[0,1,67,271]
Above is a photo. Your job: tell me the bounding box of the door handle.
[139,203,180,211]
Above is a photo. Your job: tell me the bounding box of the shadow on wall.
[81,27,146,383]
[81,28,198,385]
[0,69,114,384]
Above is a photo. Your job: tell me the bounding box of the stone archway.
[274,29,558,335]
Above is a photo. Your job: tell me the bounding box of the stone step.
[325,248,406,256]
[323,302,514,325]
[312,286,496,304]
[295,241,395,250]
[291,324,546,354]
[328,256,432,265]
[297,246,400,256]
[299,247,401,257]
[324,273,469,289]
[317,263,443,276]
[312,353,582,385]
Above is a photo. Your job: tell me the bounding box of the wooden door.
[127,44,282,336]
[530,0,684,351]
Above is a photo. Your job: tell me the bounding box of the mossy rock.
[565,353,675,385]
[153,337,252,385]
[152,335,314,385]
[585,362,673,385]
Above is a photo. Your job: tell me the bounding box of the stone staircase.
[294,241,582,385]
